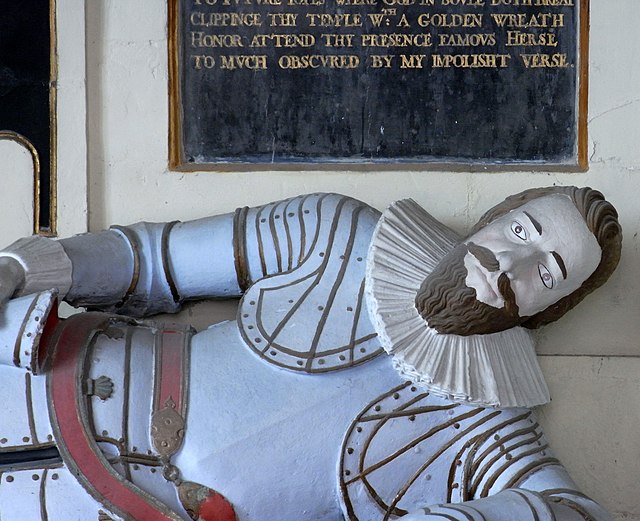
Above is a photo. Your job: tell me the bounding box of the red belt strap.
[151,328,237,521]
[151,328,190,461]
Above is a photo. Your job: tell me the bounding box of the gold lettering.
[306,13,363,27]
[367,13,387,27]
[219,54,268,69]
[491,13,564,28]
[382,0,415,5]
[335,0,377,4]
[361,33,432,47]
[506,30,558,47]
[278,54,360,69]
[490,0,573,5]
[520,52,569,67]
[417,13,483,28]
[441,0,485,6]
[249,34,315,47]
[438,32,496,47]
[190,0,574,79]
[400,54,427,68]
[267,13,298,26]
[191,32,244,48]
[431,53,511,67]
[370,55,395,67]
[287,0,325,5]
[320,34,355,47]
[191,54,216,69]
[396,14,410,27]
[190,12,262,27]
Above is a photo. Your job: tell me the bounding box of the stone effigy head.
[416,186,622,336]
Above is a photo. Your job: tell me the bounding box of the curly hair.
[470,186,622,329]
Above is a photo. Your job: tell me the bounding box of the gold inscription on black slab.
[170,0,587,167]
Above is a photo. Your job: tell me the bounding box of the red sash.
[48,313,185,521]
[47,312,236,521]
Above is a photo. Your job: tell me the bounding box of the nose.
[495,248,539,276]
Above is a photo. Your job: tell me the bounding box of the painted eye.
[511,221,527,241]
[538,264,554,289]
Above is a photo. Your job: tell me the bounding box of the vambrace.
[62,223,180,316]
[107,222,183,316]
[401,487,611,521]
[401,489,555,520]
[39,193,376,318]
[399,412,613,521]
[61,211,242,316]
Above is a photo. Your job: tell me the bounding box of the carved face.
[463,194,602,318]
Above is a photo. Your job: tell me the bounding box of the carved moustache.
[415,242,523,335]
[466,242,519,316]
[466,242,499,272]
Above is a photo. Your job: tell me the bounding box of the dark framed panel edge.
[46,0,58,235]
[168,0,589,172]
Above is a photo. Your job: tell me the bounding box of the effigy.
[0,188,621,520]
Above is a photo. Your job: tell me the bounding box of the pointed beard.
[415,243,522,336]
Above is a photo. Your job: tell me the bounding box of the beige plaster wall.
[80,0,639,518]
[56,0,88,237]
[0,139,35,243]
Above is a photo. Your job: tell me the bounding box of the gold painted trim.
[25,373,41,446]
[47,0,59,236]
[577,0,590,171]
[170,160,587,174]
[0,132,40,235]
[39,468,49,521]
[109,225,142,308]
[161,221,182,303]
[168,0,183,169]
[232,206,251,292]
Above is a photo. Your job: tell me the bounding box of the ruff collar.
[365,199,550,409]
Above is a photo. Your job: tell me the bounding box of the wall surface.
[56,0,88,237]
[80,0,640,518]
[0,140,34,243]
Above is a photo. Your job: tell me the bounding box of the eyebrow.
[551,251,568,280]
[523,211,542,235]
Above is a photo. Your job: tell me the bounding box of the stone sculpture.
[0,187,622,520]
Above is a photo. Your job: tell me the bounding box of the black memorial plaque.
[170,0,586,167]
[0,1,54,230]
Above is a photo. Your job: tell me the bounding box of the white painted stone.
[25,0,640,517]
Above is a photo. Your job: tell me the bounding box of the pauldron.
[235,193,384,373]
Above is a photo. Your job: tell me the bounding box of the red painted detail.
[156,330,186,413]
[35,298,59,373]
[49,313,182,521]
[198,491,237,521]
